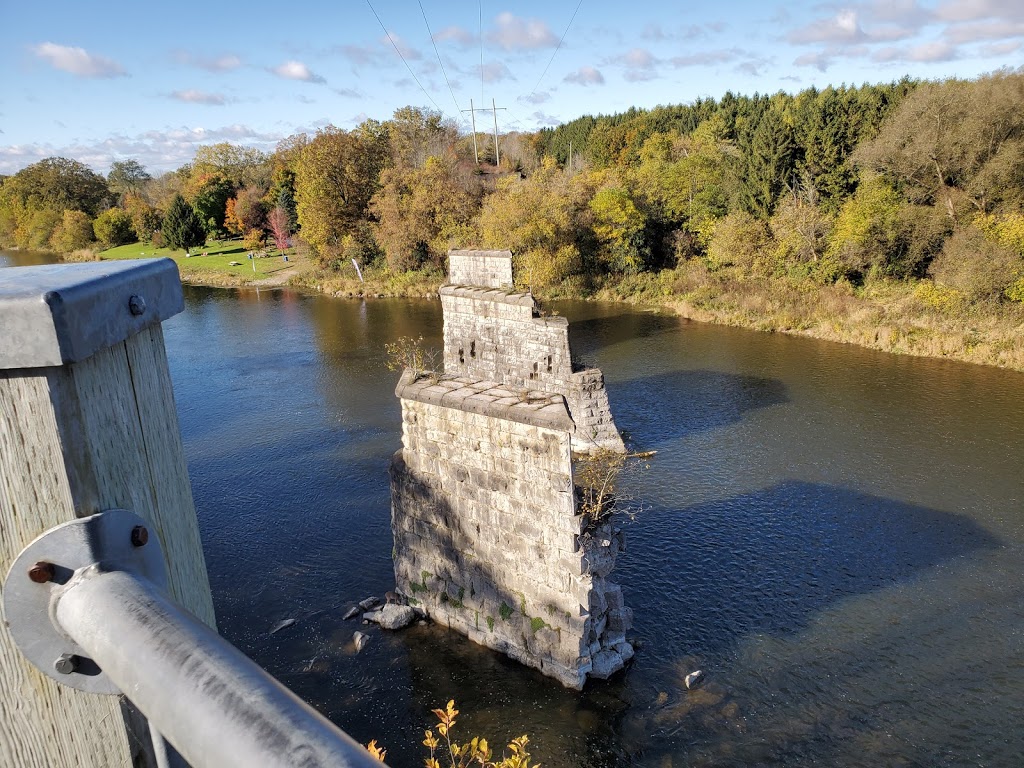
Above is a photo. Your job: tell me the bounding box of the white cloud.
[979,40,1023,56]
[519,91,552,105]
[622,48,657,69]
[0,124,286,175]
[488,13,558,50]
[789,10,866,44]
[944,20,1024,43]
[936,0,1024,23]
[434,25,475,47]
[271,61,325,83]
[530,111,562,127]
[170,90,226,105]
[334,87,361,98]
[641,23,669,41]
[382,33,422,61]
[670,49,742,68]
[481,61,515,83]
[564,66,605,85]
[794,51,834,71]
[173,51,242,72]
[31,43,126,78]
[873,40,959,61]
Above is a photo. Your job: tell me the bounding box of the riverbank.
[589,267,1024,373]
[47,246,1024,373]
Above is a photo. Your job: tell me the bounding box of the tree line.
[2,72,1022,307]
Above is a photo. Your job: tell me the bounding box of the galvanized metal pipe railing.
[54,566,384,768]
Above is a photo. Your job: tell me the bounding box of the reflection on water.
[3,251,1023,766]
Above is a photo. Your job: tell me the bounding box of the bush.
[92,208,136,248]
[928,227,1024,302]
[49,209,95,252]
[242,228,266,251]
[706,211,770,273]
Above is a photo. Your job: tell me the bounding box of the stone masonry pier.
[441,249,625,455]
[390,371,634,688]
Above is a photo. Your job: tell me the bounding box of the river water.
[4,251,1023,766]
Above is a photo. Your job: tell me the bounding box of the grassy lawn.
[98,239,301,282]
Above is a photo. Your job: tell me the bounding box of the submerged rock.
[684,670,705,690]
[353,632,370,652]
[342,606,360,620]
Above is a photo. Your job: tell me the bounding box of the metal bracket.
[3,509,168,694]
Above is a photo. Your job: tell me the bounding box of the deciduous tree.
[294,124,388,257]
[92,208,136,248]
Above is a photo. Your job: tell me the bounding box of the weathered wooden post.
[0,259,215,767]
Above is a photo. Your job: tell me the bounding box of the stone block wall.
[440,286,574,390]
[440,255,625,455]
[447,250,514,289]
[391,370,633,688]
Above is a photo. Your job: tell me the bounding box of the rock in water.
[590,649,626,679]
[342,606,360,620]
[363,604,417,630]
[269,618,296,635]
[685,670,705,689]
[353,632,369,652]
[358,596,381,611]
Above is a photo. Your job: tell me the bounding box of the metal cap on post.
[0,258,184,369]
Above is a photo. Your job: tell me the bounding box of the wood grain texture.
[1,326,216,766]
[1,370,132,768]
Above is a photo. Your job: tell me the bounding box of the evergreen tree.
[162,194,206,253]
[742,106,796,219]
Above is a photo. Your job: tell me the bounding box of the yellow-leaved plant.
[367,700,538,768]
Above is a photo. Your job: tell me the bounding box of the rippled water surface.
[4,251,1023,766]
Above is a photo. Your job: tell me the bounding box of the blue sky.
[1,0,1021,175]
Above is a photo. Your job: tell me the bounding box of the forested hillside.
[2,72,1022,367]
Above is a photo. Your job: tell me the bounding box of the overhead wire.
[479,0,485,109]
[523,0,584,105]
[364,0,448,118]
[417,0,462,116]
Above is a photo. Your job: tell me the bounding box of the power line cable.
[364,0,447,117]
[479,0,485,109]
[524,0,584,105]
[417,0,462,115]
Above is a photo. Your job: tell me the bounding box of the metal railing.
[4,510,385,768]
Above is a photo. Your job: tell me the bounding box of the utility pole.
[462,100,506,167]
[492,98,505,167]
[462,99,479,164]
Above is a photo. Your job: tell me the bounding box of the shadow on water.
[619,481,1003,664]
[560,310,683,363]
[610,369,789,447]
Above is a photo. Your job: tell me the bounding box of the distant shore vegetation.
[2,72,1022,369]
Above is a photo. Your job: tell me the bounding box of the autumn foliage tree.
[267,206,292,253]
[371,154,478,271]
[294,123,388,261]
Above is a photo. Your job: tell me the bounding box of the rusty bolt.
[28,561,55,584]
[54,653,80,675]
[128,294,147,316]
[130,525,149,547]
